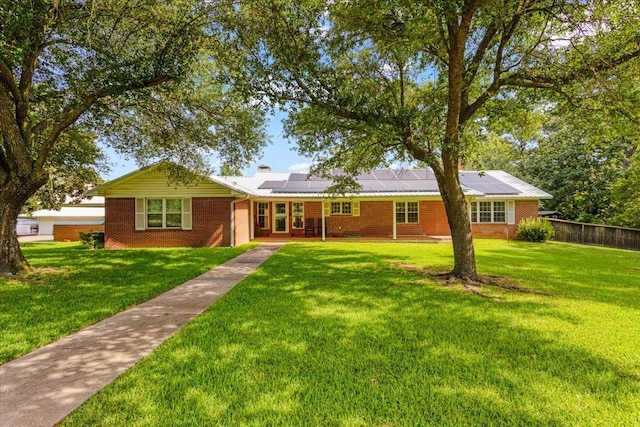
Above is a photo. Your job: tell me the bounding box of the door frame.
[272,202,289,233]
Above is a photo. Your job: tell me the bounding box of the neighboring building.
[29,197,105,240]
[16,218,39,236]
[539,210,561,219]
[92,162,552,249]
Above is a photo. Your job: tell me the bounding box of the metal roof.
[200,167,552,200]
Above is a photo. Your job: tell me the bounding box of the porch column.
[250,200,254,239]
[392,200,397,240]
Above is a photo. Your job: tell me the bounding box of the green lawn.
[0,242,257,363]
[58,240,640,426]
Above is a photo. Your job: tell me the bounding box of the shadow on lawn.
[0,244,250,363]
[65,243,640,426]
[477,241,640,311]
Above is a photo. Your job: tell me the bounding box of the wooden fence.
[547,219,640,251]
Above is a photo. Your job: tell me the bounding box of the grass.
[58,240,640,426]
[0,242,258,363]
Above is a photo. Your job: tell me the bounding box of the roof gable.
[94,162,246,198]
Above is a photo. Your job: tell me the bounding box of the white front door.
[273,202,288,233]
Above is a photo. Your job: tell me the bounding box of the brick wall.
[323,201,392,236]
[234,200,251,245]
[105,197,232,248]
[419,201,451,236]
[243,198,540,241]
[471,200,540,239]
[53,224,105,242]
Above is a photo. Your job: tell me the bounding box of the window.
[470,201,507,223]
[396,201,419,223]
[292,202,304,229]
[331,202,352,215]
[146,198,183,228]
[257,202,269,229]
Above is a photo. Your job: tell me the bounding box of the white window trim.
[257,202,269,229]
[135,197,191,230]
[469,200,508,224]
[292,202,304,229]
[395,201,419,224]
[330,201,353,215]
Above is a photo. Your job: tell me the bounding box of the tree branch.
[34,74,171,171]
[0,60,19,103]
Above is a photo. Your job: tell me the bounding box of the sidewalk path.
[0,242,284,427]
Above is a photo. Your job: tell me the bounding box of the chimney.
[257,165,271,172]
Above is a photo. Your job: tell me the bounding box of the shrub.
[78,231,105,249]
[516,217,555,242]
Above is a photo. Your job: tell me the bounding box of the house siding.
[101,168,234,198]
[105,197,232,248]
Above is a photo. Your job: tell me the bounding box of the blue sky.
[102,111,313,180]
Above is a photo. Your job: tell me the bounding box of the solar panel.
[260,169,517,195]
[459,172,519,194]
[258,180,286,189]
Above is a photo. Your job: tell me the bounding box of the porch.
[251,234,452,243]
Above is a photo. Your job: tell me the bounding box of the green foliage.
[77,232,105,250]
[609,149,640,229]
[215,0,640,278]
[1,0,267,273]
[60,241,640,425]
[516,217,555,242]
[525,118,635,224]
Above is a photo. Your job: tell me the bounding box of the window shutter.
[323,201,330,217]
[182,198,192,230]
[135,198,146,230]
[352,201,360,216]
[507,200,515,225]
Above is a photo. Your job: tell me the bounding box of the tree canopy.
[218,0,640,280]
[0,0,267,274]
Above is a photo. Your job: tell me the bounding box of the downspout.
[230,194,250,247]
[392,199,397,240]
[322,199,326,242]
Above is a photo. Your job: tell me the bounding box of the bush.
[78,231,105,249]
[516,217,555,242]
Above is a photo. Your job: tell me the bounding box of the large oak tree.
[219,0,640,280]
[1,1,266,274]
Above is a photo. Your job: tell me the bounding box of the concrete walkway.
[0,242,284,427]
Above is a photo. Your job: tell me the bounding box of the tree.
[609,149,640,229]
[219,0,640,280]
[1,1,266,274]
[525,117,634,223]
[466,59,640,224]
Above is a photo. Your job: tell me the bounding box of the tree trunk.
[0,178,44,275]
[432,155,479,281]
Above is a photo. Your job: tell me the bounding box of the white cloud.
[289,162,312,172]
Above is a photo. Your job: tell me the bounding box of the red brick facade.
[53,224,105,242]
[105,197,540,248]
[471,200,539,239]
[249,199,537,240]
[105,197,233,248]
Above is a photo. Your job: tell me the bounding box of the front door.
[273,202,288,233]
